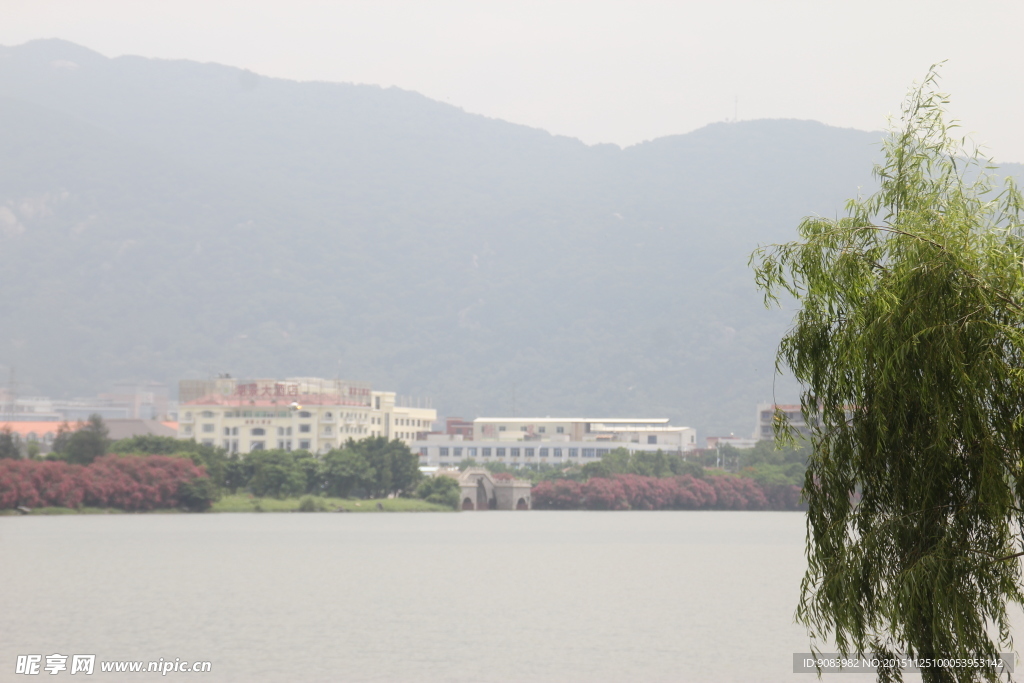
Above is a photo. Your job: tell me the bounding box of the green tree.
[244,450,307,498]
[222,458,247,494]
[56,414,110,465]
[577,447,698,481]
[752,70,1024,682]
[630,449,674,478]
[347,437,422,498]
[110,434,185,455]
[293,451,324,494]
[0,426,20,459]
[321,447,374,498]
[177,477,218,511]
[733,440,809,487]
[414,475,460,509]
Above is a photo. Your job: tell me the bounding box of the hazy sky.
[3,0,1023,162]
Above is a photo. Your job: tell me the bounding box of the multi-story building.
[754,403,814,440]
[177,377,436,455]
[445,417,473,438]
[0,383,172,422]
[415,417,696,468]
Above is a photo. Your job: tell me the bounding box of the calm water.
[2,511,885,682]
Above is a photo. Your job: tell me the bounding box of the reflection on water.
[2,511,881,682]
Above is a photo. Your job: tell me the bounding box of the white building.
[177,377,436,454]
[414,417,696,468]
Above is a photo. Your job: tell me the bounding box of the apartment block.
[178,376,435,455]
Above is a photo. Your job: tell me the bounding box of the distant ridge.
[0,40,1018,435]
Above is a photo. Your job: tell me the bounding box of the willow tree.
[752,69,1024,683]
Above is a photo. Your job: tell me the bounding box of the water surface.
[2,511,879,682]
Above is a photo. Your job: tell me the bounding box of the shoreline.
[0,494,453,515]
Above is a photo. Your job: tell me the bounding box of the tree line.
[445,444,808,511]
[0,456,215,511]
[109,433,424,500]
[0,416,428,510]
[455,442,808,486]
[2,415,807,512]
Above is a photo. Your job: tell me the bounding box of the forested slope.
[3,40,1015,435]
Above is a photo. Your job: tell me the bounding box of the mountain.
[2,39,1016,436]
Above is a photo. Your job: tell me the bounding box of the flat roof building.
[415,416,696,468]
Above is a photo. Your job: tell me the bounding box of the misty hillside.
[3,39,1016,436]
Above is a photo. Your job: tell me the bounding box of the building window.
[467,447,477,457]
[323,426,332,435]
[202,424,215,433]
[251,441,266,451]
[202,439,214,446]
[482,448,491,457]
[538,426,546,433]
[278,440,286,449]
[298,411,312,418]
[252,428,265,436]
[231,427,238,436]
[453,447,462,457]
[520,426,527,432]
[539,448,548,458]
[223,440,230,449]
[496,448,505,457]
[184,412,192,420]
[525,448,534,458]
[440,447,449,457]
[511,448,520,458]
[597,449,609,457]
[498,426,506,432]
[556,426,564,434]
[182,426,192,435]
[323,412,332,419]
[201,411,214,418]
[419,448,428,457]
[553,448,562,458]
[299,440,311,450]
[299,424,311,433]
[648,435,657,444]
[583,448,597,458]
[223,427,231,436]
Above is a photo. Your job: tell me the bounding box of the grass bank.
[0,506,130,516]
[211,494,452,513]
[0,496,452,515]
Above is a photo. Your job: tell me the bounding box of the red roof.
[0,421,77,438]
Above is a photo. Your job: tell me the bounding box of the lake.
[1,511,887,682]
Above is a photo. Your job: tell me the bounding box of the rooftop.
[183,394,369,407]
[473,417,671,424]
